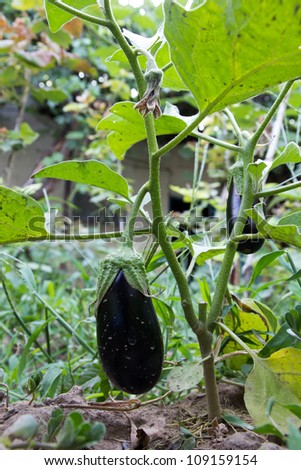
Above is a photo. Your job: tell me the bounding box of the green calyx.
[93,248,149,314]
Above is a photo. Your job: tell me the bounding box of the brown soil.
[0,384,284,450]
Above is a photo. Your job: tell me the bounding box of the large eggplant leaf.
[164,0,301,113]
[0,186,47,244]
[97,102,197,159]
[245,348,301,433]
[33,160,129,199]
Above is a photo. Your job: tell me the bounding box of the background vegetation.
[1,0,301,449]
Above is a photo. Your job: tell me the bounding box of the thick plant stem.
[198,331,221,420]
[146,117,200,333]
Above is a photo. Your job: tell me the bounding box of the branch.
[250,80,295,149]
[255,180,301,198]
[0,228,151,245]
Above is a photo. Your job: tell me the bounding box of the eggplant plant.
[1,0,301,432]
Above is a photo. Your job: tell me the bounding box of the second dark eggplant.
[96,270,164,394]
[226,179,264,254]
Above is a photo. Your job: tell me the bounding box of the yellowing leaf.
[222,308,269,369]
[245,348,301,432]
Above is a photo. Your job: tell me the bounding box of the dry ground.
[0,383,284,450]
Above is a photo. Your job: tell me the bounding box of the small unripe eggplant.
[227,179,264,254]
[94,250,164,394]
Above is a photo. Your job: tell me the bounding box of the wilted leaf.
[270,142,301,171]
[248,250,285,287]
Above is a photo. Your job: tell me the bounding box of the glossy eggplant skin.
[96,270,164,394]
[227,180,264,254]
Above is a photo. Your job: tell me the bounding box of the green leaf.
[46,409,65,442]
[10,122,39,146]
[197,277,212,306]
[270,142,301,171]
[18,263,37,292]
[252,423,283,439]
[55,411,105,449]
[286,422,301,450]
[246,208,301,249]
[287,269,301,281]
[56,414,76,448]
[31,87,69,104]
[248,250,285,287]
[251,299,277,333]
[222,413,253,431]
[193,245,225,266]
[156,42,188,91]
[247,160,267,188]
[18,320,52,380]
[282,404,301,420]
[32,160,129,199]
[152,298,175,327]
[40,366,63,399]
[44,0,98,33]
[286,308,301,333]
[278,210,301,229]
[4,414,38,440]
[19,122,39,145]
[245,347,301,433]
[167,362,203,392]
[164,0,301,113]
[259,323,298,358]
[0,186,47,244]
[97,101,197,159]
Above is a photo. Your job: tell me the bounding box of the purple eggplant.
[227,179,264,254]
[96,270,164,394]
